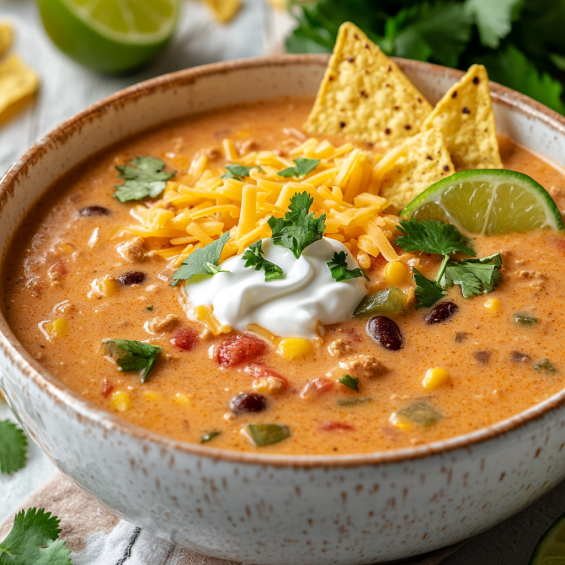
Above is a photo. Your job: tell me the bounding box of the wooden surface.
[1,2,565,563]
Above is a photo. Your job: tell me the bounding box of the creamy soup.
[4,98,565,455]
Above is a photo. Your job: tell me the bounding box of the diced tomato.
[101,379,114,398]
[319,421,355,432]
[216,333,267,367]
[171,328,198,351]
[369,254,388,270]
[244,364,289,386]
[299,377,334,398]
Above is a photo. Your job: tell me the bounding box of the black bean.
[366,316,403,351]
[510,351,530,363]
[474,350,492,365]
[119,271,146,285]
[79,206,110,216]
[425,302,459,324]
[230,393,267,414]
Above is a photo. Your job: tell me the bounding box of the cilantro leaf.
[413,267,445,309]
[277,158,320,179]
[242,240,285,281]
[439,253,502,298]
[221,164,263,181]
[395,219,475,257]
[103,339,163,383]
[466,0,522,49]
[171,232,231,285]
[327,251,366,282]
[0,420,27,475]
[268,191,326,259]
[114,156,175,203]
[0,508,71,565]
[338,375,359,391]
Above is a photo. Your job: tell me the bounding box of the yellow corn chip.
[421,64,502,170]
[0,53,39,118]
[380,129,454,211]
[201,0,241,23]
[0,21,13,58]
[304,22,433,148]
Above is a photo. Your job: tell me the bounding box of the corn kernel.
[389,412,414,431]
[423,367,451,390]
[357,251,371,270]
[277,337,314,360]
[44,318,68,339]
[143,391,163,402]
[111,391,131,412]
[88,276,119,298]
[485,298,501,312]
[174,393,193,408]
[384,261,408,287]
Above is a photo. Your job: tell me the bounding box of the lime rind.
[529,512,565,565]
[401,170,564,236]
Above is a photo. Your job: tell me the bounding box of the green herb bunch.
[286,0,565,115]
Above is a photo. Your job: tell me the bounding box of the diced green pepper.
[354,287,407,318]
[200,431,221,444]
[398,401,441,427]
[513,312,539,326]
[535,359,557,374]
[337,397,373,407]
[248,423,290,447]
[338,375,359,391]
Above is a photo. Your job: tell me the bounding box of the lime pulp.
[401,170,564,235]
[530,512,565,565]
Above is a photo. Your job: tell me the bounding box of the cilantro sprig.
[171,232,230,285]
[242,240,285,281]
[0,508,71,565]
[0,420,27,475]
[103,339,163,383]
[268,192,326,258]
[338,375,359,391]
[439,253,502,298]
[222,164,263,181]
[396,219,475,256]
[327,251,366,282]
[277,158,320,179]
[114,156,176,203]
[413,268,446,309]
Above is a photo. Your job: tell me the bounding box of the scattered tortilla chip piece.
[380,129,454,211]
[304,22,433,148]
[201,0,241,23]
[0,53,39,118]
[0,21,13,58]
[421,64,502,170]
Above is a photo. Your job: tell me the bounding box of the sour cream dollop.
[183,237,368,339]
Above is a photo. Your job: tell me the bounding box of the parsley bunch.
[286,0,565,115]
[114,156,176,203]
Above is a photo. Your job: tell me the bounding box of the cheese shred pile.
[126,136,404,269]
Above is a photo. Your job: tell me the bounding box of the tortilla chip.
[380,129,454,211]
[0,21,13,59]
[421,65,502,170]
[0,53,39,118]
[304,22,433,148]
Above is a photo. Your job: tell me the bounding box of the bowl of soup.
[3,25,565,563]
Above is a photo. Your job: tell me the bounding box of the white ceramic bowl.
[2,56,565,565]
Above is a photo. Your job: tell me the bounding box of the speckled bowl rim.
[2,54,565,468]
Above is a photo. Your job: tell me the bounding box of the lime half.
[38,0,179,74]
[401,170,563,235]
[530,513,565,565]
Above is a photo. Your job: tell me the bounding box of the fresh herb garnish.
[200,431,221,444]
[439,253,502,298]
[222,164,263,181]
[395,219,475,256]
[413,268,446,309]
[171,232,231,285]
[535,359,557,374]
[0,508,71,565]
[242,240,285,281]
[277,158,320,178]
[103,339,163,383]
[0,420,27,475]
[268,192,326,259]
[513,312,539,326]
[114,156,175,203]
[247,423,291,447]
[338,375,359,391]
[397,401,442,427]
[337,397,372,407]
[327,251,366,282]
[146,306,154,311]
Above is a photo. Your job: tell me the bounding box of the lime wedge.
[401,170,563,235]
[38,0,179,74]
[530,513,565,565]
